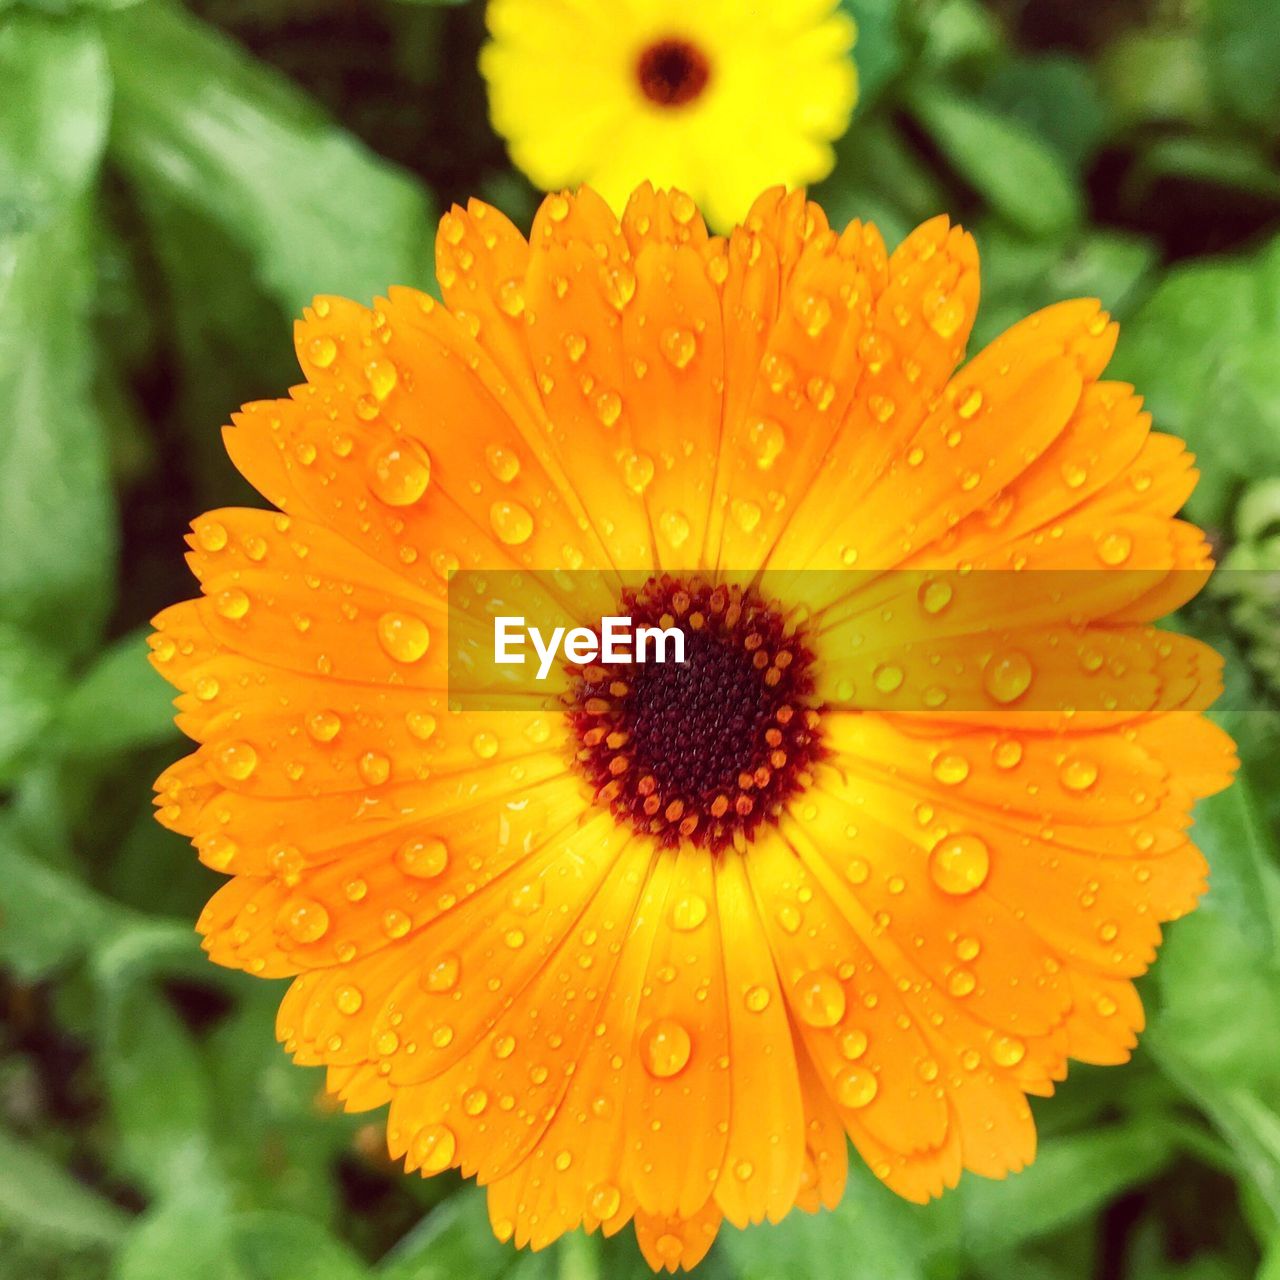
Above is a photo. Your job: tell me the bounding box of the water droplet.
[424,953,460,992]
[641,1018,692,1078]
[1096,530,1133,566]
[484,444,521,484]
[957,389,984,419]
[378,611,431,663]
[983,650,1033,705]
[918,579,953,615]
[490,500,534,545]
[365,359,399,402]
[745,985,771,1013]
[195,520,228,552]
[406,711,437,741]
[658,510,691,549]
[368,438,431,506]
[993,739,1023,770]
[334,985,363,1014]
[306,710,342,742]
[835,1065,878,1109]
[661,327,697,369]
[622,452,655,494]
[308,335,337,368]
[931,752,970,786]
[215,587,250,620]
[990,1034,1026,1067]
[929,833,990,896]
[397,836,449,879]
[218,740,258,781]
[873,664,904,694]
[595,390,623,427]
[194,676,220,702]
[383,909,411,939]
[411,1124,456,1174]
[839,1028,868,1060]
[671,895,708,931]
[359,752,391,786]
[948,969,977,997]
[472,730,499,759]
[589,1182,621,1220]
[794,970,846,1027]
[747,418,786,469]
[279,896,329,944]
[1060,757,1099,791]
[730,498,762,533]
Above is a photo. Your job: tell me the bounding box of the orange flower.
[151,186,1236,1272]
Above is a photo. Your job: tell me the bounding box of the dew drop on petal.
[334,985,363,1015]
[589,1182,621,1220]
[983,650,1034,705]
[1060,756,1099,791]
[1096,530,1134,566]
[658,510,691,549]
[278,896,330,944]
[472,730,499,759]
[990,1034,1026,1067]
[215,587,250,620]
[794,969,846,1027]
[641,1018,692,1078]
[485,443,521,484]
[424,953,460,993]
[412,1124,456,1174]
[929,833,991,896]
[744,985,771,1013]
[378,611,431,663]
[368,438,431,506]
[306,710,342,742]
[835,1065,878,1109]
[670,894,708,931]
[359,752,391,786]
[931,752,970,785]
[490,499,534,545]
[396,836,449,879]
[218,740,258,781]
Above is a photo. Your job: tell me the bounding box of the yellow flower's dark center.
[568,577,822,851]
[636,37,712,107]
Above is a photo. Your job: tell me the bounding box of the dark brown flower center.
[636,38,712,107]
[568,577,823,851]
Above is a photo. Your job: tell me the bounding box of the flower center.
[568,577,822,851]
[636,37,712,107]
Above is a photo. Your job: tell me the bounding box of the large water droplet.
[490,500,534,546]
[396,836,449,879]
[835,1065,878,1109]
[983,650,1033,705]
[794,969,846,1027]
[641,1018,692,1078]
[378,611,431,663]
[929,833,990,895]
[279,896,330,943]
[368,439,431,506]
[412,1124,456,1174]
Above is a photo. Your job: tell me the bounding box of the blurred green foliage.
[1,0,1279,1277]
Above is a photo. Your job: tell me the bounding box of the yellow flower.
[480,0,858,228]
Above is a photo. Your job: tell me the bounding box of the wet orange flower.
[151,185,1236,1272]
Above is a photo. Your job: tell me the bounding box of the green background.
[2,0,1280,1277]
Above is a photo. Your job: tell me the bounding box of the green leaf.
[0,1126,128,1248]
[0,200,116,655]
[377,1188,515,1280]
[102,1,438,313]
[0,822,113,979]
[719,1160,957,1280]
[0,12,110,236]
[97,980,223,1196]
[1147,774,1280,1226]
[843,0,908,108]
[55,626,179,756]
[1202,0,1280,134]
[956,1123,1176,1256]
[118,1205,371,1280]
[0,622,64,776]
[908,84,1081,237]
[1110,233,1280,528]
[982,55,1109,171]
